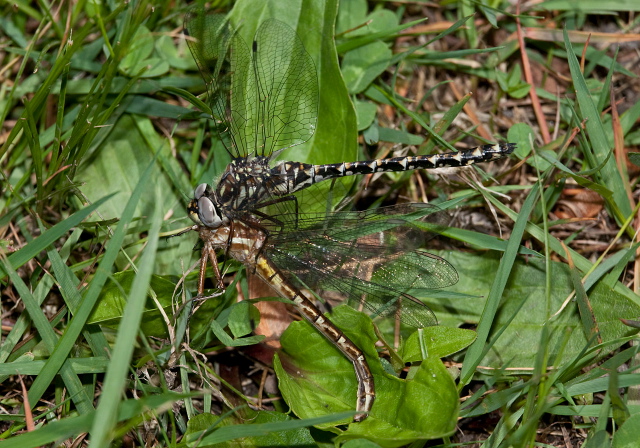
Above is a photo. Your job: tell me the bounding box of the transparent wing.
[265,204,458,328]
[184,9,318,159]
[252,20,318,157]
[184,10,251,156]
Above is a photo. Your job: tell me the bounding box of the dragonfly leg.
[197,243,209,295]
[253,209,284,228]
[253,195,299,228]
[197,241,225,295]
[208,243,225,289]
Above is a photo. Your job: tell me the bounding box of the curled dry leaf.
[554,188,604,220]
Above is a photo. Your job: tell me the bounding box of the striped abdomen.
[252,254,375,421]
[271,143,515,195]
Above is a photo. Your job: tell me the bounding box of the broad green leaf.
[76,115,183,222]
[228,0,357,166]
[336,0,399,38]
[185,410,317,447]
[354,99,377,131]
[88,272,173,328]
[209,319,266,347]
[425,251,640,368]
[402,327,477,363]
[156,34,194,71]
[228,301,261,338]
[274,306,458,447]
[119,25,170,77]
[75,113,195,276]
[496,64,531,99]
[628,152,640,168]
[507,122,535,159]
[186,411,354,446]
[89,271,225,338]
[336,0,368,34]
[343,440,384,448]
[362,122,380,144]
[342,41,392,94]
[210,301,266,348]
[612,413,640,448]
[358,9,398,35]
[377,127,423,145]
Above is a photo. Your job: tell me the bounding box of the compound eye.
[194,183,210,200]
[197,196,222,227]
[187,199,202,225]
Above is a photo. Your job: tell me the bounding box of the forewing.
[184,9,252,158]
[184,9,317,158]
[266,204,459,328]
[252,20,318,156]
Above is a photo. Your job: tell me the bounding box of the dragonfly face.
[188,183,227,228]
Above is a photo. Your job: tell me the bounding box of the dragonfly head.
[188,183,225,228]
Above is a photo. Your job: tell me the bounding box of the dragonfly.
[182,8,515,422]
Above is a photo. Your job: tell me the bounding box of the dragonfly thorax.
[189,183,228,228]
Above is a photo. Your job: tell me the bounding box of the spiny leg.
[252,210,285,229]
[253,195,299,229]
[197,241,225,296]
[197,243,209,295]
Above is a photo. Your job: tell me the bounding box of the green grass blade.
[1,195,113,279]
[26,159,155,409]
[562,28,631,221]
[89,180,163,447]
[460,184,541,384]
